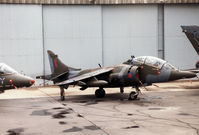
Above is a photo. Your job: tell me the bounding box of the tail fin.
[47,50,70,77]
[181,25,199,55]
[47,50,81,78]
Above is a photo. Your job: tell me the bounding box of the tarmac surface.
[0,81,199,135]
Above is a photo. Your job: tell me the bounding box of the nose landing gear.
[128,86,140,100]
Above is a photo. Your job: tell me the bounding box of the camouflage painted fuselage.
[72,64,140,88]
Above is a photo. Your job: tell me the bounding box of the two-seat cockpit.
[0,63,17,75]
[130,56,177,71]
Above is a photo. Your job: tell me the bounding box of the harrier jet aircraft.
[37,50,196,101]
[0,63,35,92]
[181,25,199,68]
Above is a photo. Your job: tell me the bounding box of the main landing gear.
[95,88,106,98]
[60,86,65,101]
[128,86,140,100]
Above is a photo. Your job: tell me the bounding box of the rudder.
[47,50,69,76]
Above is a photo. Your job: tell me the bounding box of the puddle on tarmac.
[52,113,66,119]
[123,126,140,129]
[31,110,51,116]
[59,121,67,125]
[63,127,83,133]
[7,128,24,135]
[84,125,100,130]
[148,108,164,110]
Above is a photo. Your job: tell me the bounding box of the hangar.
[0,0,199,85]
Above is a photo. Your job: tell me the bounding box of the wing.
[56,67,113,86]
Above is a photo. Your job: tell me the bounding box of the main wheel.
[95,89,106,98]
[61,95,65,101]
[128,91,138,100]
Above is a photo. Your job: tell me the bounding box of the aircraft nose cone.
[170,70,196,81]
[184,71,197,78]
[30,79,35,85]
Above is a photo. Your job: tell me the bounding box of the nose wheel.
[128,86,140,100]
[95,88,106,98]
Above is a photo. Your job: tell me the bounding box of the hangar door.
[102,5,158,66]
[43,5,103,73]
[164,5,199,69]
[0,5,43,78]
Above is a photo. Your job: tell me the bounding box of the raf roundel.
[128,72,133,79]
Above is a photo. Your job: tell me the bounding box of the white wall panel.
[43,5,102,74]
[0,5,43,79]
[102,5,158,66]
[165,5,199,69]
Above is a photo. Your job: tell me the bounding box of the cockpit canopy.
[133,56,177,70]
[0,63,17,74]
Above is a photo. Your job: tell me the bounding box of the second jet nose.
[30,79,35,85]
[15,74,35,87]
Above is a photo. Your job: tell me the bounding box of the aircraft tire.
[196,61,199,69]
[61,96,65,101]
[128,91,137,100]
[95,89,105,98]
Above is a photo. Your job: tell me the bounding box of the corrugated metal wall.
[0,4,43,81]
[0,0,199,4]
[43,5,103,74]
[164,4,199,69]
[102,5,158,66]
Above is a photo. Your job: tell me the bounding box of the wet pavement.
[0,81,199,135]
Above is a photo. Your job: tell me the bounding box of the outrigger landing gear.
[95,87,106,98]
[60,86,65,101]
[128,86,140,100]
[120,87,124,94]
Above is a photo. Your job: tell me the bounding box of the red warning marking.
[157,71,161,75]
[136,73,139,79]
[54,59,58,68]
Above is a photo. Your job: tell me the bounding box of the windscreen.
[144,56,166,69]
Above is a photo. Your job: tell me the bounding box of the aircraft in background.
[181,25,199,68]
[37,50,196,101]
[0,63,35,92]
